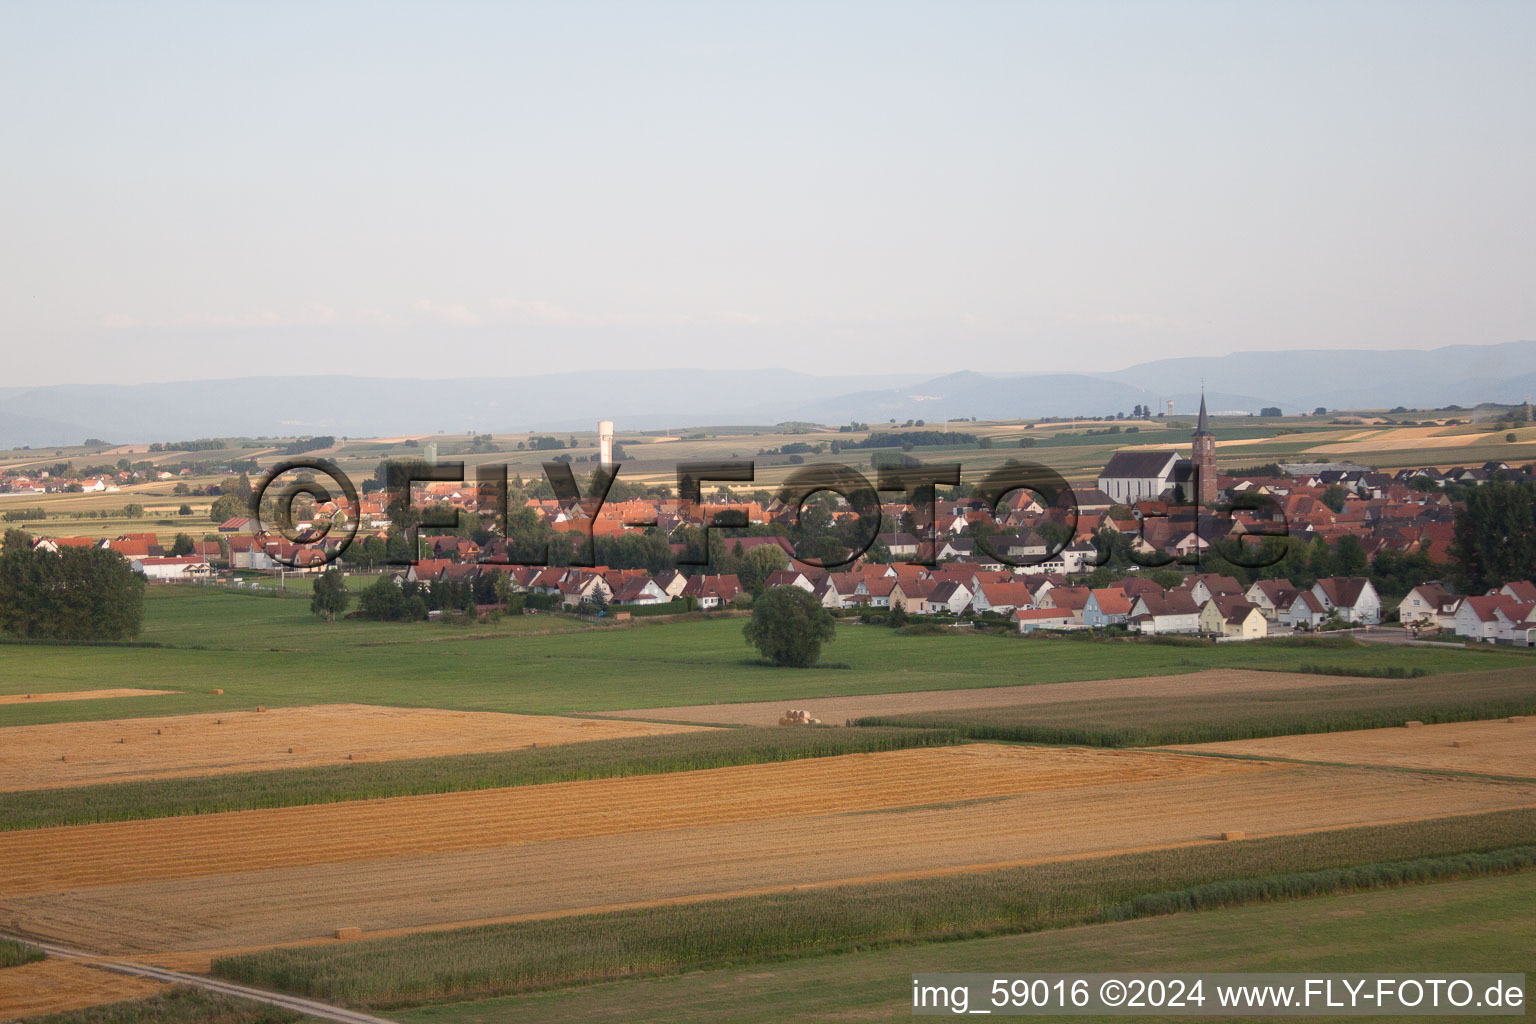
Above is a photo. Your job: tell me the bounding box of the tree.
[310,569,350,621]
[0,545,144,640]
[1332,534,1368,576]
[358,576,428,621]
[1450,479,1536,592]
[743,585,836,668]
[1319,484,1349,514]
[209,492,248,524]
[1260,407,1282,417]
[168,533,195,556]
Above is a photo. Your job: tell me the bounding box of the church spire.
[1195,391,1210,435]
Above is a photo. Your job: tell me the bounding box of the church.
[1096,396,1220,506]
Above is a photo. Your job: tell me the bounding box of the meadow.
[1,587,1526,729]
[854,666,1536,749]
[210,807,1536,1009]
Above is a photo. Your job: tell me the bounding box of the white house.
[1127,591,1201,634]
[926,581,973,616]
[1399,583,1459,628]
[1245,579,1301,621]
[132,555,212,581]
[1311,577,1381,625]
[1494,603,1536,645]
[1454,595,1526,641]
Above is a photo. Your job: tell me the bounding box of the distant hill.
[0,341,1531,447]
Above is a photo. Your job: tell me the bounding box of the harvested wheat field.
[0,745,1260,894]
[0,688,177,706]
[0,958,166,1018]
[0,703,712,791]
[1171,717,1536,777]
[5,749,1536,956]
[599,670,1386,726]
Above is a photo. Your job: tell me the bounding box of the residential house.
[1399,582,1459,628]
[682,574,743,609]
[1311,577,1381,624]
[1200,595,1267,639]
[1283,591,1329,630]
[1127,591,1201,634]
[1082,588,1133,628]
[1245,579,1301,621]
[131,555,212,581]
[971,581,1036,616]
[919,580,968,616]
[1015,607,1078,633]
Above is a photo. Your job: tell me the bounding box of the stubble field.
[0,703,711,790]
[1171,716,1536,777]
[5,744,1535,963]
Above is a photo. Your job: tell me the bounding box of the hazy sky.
[3,1,1534,386]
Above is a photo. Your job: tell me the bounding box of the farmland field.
[1171,716,1536,777]
[0,690,176,706]
[0,959,168,1021]
[5,746,1535,961]
[0,726,956,831]
[0,540,1531,1020]
[2,589,1529,731]
[396,870,1536,1023]
[604,667,1492,727]
[0,704,711,790]
[851,666,1536,746]
[203,811,1536,1008]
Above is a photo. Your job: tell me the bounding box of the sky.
[2,0,1534,387]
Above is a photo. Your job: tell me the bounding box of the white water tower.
[598,420,614,466]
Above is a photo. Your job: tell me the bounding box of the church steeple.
[1191,388,1217,507]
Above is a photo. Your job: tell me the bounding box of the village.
[11,404,1536,646]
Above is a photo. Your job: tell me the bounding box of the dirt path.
[595,670,1388,726]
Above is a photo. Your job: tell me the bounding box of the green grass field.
[1,588,1527,728]
[855,667,1536,749]
[211,809,1536,1009]
[398,870,1536,1024]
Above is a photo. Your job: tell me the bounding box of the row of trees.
[0,529,145,640]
